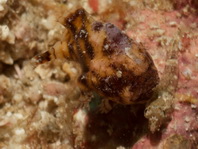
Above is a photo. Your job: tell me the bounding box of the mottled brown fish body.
[35,8,159,104]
